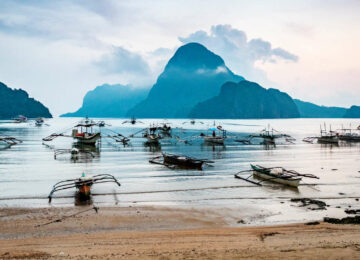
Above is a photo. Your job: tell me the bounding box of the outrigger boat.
[143,125,162,144]
[303,123,339,144]
[245,126,295,145]
[150,153,214,170]
[204,124,226,145]
[337,125,360,142]
[122,116,143,125]
[48,173,121,203]
[43,117,128,146]
[234,164,318,187]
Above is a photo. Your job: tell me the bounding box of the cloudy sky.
[0,0,359,115]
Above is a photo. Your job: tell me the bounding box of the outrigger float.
[234,164,319,187]
[150,153,214,170]
[43,117,129,146]
[48,173,121,203]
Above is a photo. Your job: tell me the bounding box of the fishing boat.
[13,115,27,123]
[150,153,214,169]
[48,173,121,202]
[317,124,338,144]
[122,116,143,125]
[204,124,226,145]
[337,125,360,142]
[250,164,302,187]
[143,125,161,144]
[71,118,101,145]
[43,117,116,146]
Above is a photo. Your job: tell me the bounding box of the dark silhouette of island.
[189,80,300,119]
[127,42,244,118]
[343,106,360,118]
[294,99,347,118]
[61,84,148,118]
[0,82,52,119]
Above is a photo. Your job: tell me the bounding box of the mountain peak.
[166,42,225,70]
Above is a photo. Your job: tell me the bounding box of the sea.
[0,118,359,225]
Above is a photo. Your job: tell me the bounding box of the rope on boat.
[35,206,99,227]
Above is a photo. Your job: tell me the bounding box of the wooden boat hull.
[163,154,203,169]
[250,164,301,187]
[339,135,360,142]
[74,132,101,145]
[253,171,300,187]
[317,136,339,144]
[204,136,224,145]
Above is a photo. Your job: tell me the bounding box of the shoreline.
[1,206,360,259]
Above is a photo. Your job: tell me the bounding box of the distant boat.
[13,115,27,123]
[204,124,226,145]
[337,125,360,142]
[317,123,339,144]
[35,117,44,126]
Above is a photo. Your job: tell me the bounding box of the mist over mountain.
[127,43,244,118]
[0,82,52,119]
[189,80,300,119]
[61,84,148,118]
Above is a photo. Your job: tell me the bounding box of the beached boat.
[48,173,121,202]
[163,153,205,169]
[150,153,214,169]
[250,164,302,187]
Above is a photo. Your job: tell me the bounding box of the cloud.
[96,46,150,75]
[179,24,298,82]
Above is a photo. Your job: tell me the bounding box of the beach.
[1,206,360,259]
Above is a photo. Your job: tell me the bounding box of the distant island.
[61,84,148,118]
[62,42,359,119]
[0,82,52,119]
[189,80,300,119]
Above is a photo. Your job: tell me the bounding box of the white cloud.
[179,24,298,83]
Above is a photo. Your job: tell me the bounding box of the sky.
[0,0,359,115]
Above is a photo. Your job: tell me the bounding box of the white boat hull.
[204,136,224,145]
[253,171,301,187]
[74,133,101,145]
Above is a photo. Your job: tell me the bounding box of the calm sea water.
[0,118,359,225]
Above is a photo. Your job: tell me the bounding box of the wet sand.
[1,206,360,259]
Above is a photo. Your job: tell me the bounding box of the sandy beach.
[1,206,360,259]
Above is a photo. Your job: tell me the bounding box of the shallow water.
[0,118,359,225]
